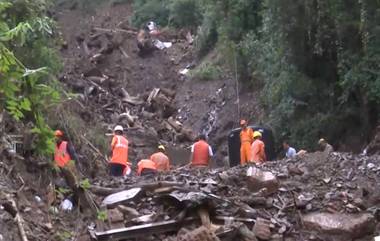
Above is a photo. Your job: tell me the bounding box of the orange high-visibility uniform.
[191,140,211,166]
[150,152,170,171]
[111,135,129,167]
[251,139,266,164]
[54,141,71,168]
[240,128,254,165]
[137,159,157,176]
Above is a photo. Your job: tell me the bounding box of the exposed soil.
[54,1,263,167]
[3,2,379,241]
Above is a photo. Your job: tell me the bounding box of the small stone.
[43,223,53,232]
[107,209,124,223]
[253,218,271,240]
[271,234,283,241]
[177,226,220,241]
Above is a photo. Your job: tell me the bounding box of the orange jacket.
[111,135,129,166]
[54,141,71,168]
[150,152,170,171]
[240,128,254,145]
[137,159,157,175]
[191,140,211,166]
[251,139,266,163]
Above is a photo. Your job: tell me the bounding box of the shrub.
[191,62,221,81]
[131,0,170,27]
[168,0,202,29]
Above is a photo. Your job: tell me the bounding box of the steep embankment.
[54,1,263,166]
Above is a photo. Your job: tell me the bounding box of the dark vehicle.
[228,126,276,167]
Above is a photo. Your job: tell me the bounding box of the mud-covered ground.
[54,0,264,167]
[1,1,379,241]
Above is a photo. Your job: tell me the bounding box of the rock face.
[246,167,279,195]
[303,212,376,239]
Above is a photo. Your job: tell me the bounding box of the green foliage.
[0,0,61,155]
[80,178,91,190]
[175,0,379,149]
[191,62,221,81]
[131,0,170,27]
[97,210,108,222]
[55,230,73,241]
[132,0,203,30]
[168,0,202,29]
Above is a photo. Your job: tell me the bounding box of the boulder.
[246,167,279,195]
[303,212,375,239]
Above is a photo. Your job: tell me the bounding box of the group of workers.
[53,125,213,177]
[54,120,334,177]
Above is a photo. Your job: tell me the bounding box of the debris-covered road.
[88,151,380,241]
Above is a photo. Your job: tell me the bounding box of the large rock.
[303,212,375,239]
[246,167,279,195]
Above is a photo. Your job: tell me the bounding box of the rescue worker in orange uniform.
[110,125,131,177]
[240,120,254,165]
[137,159,157,176]
[54,130,78,168]
[150,145,170,172]
[190,134,213,167]
[54,130,79,201]
[251,131,266,164]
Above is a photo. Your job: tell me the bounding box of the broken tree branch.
[93,27,137,35]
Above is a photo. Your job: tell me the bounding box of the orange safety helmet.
[240,119,247,126]
[55,130,64,137]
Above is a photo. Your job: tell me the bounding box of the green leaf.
[20,98,32,111]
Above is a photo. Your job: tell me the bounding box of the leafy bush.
[191,62,221,81]
[0,0,61,155]
[131,0,170,27]
[168,0,202,29]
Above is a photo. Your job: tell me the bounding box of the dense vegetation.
[0,0,61,154]
[132,0,380,150]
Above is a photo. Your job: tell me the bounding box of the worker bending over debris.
[240,119,254,165]
[137,159,157,176]
[110,125,131,177]
[251,131,266,164]
[190,134,213,167]
[150,145,170,172]
[318,138,334,154]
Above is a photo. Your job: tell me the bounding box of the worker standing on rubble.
[150,145,170,172]
[54,130,78,168]
[283,141,296,158]
[251,131,266,164]
[54,130,80,204]
[190,134,213,167]
[110,125,131,177]
[318,138,334,154]
[240,120,254,165]
[137,159,157,176]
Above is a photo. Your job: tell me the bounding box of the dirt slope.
[54,1,263,166]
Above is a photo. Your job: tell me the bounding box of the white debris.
[153,39,172,50]
[60,199,73,212]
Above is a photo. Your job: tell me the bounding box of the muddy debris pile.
[89,152,380,241]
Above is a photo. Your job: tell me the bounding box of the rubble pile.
[89,152,380,241]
